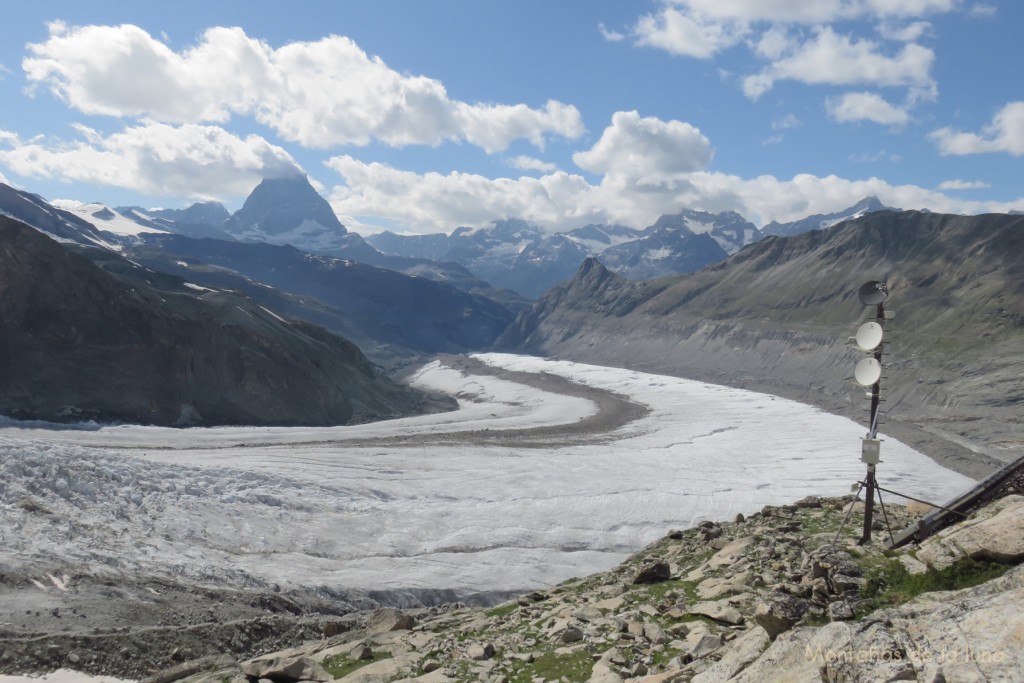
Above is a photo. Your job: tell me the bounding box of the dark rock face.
[116,202,236,240]
[496,211,1024,477]
[224,174,347,239]
[0,217,451,426]
[149,201,230,228]
[0,182,110,248]
[128,234,517,360]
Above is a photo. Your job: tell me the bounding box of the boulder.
[827,600,855,621]
[737,564,1024,682]
[365,608,416,634]
[917,495,1024,569]
[241,656,331,683]
[557,626,584,644]
[752,593,810,640]
[465,642,495,661]
[690,626,770,683]
[708,537,755,570]
[688,601,744,626]
[633,561,671,584]
[684,631,723,660]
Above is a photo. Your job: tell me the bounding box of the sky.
[0,0,1021,235]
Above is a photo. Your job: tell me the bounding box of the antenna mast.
[853,281,890,544]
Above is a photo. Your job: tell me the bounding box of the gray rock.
[753,593,810,640]
[466,642,495,660]
[689,601,744,626]
[240,656,330,683]
[738,564,1024,682]
[917,495,1024,569]
[828,601,855,621]
[365,608,416,634]
[558,627,584,644]
[632,561,671,584]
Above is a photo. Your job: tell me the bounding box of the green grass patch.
[485,602,519,618]
[631,578,699,603]
[504,648,594,683]
[321,651,393,679]
[858,557,1012,616]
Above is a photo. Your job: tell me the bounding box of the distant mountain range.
[4,173,893,300]
[498,210,1024,476]
[0,174,1020,469]
[0,180,520,368]
[762,196,892,237]
[367,201,889,297]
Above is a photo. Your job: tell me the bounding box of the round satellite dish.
[854,357,882,386]
[858,280,889,305]
[855,322,884,351]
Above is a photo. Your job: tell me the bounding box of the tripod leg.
[831,483,864,549]
[876,485,895,547]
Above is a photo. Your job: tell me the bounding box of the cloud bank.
[325,111,1023,234]
[0,122,298,198]
[23,23,584,153]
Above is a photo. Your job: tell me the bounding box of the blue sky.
[0,0,1021,234]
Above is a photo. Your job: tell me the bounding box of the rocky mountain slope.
[0,181,521,367]
[125,234,517,365]
[497,211,1024,478]
[7,493,1019,681]
[0,183,114,248]
[0,217,452,426]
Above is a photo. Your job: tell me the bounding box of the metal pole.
[861,300,885,544]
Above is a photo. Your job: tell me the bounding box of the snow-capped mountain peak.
[222,174,349,252]
[57,202,170,237]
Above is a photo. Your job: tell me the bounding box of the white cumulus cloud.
[508,156,558,173]
[826,92,910,125]
[937,179,991,190]
[771,113,802,130]
[0,121,300,199]
[633,6,748,58]
[598,23,626,42]
[22,23,583,153]
[742,27,935,101]
[572,111,713,181]
[320,112,1022,236]
[326,155,601,235]
[672,0,957,24]
[877,20,931,41]
[929,102,1024,156]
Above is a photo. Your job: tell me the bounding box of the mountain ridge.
[0,216,451,426]
[497,210,1024,478]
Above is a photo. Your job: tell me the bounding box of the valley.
[0,354,973,674]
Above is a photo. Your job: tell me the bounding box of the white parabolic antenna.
[854,357,882,386]
[855,322,884,351]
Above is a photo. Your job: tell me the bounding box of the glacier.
[0,354,972,598]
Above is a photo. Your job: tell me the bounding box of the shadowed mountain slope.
[0,217,452,426]
[125,234,517,364]
[497,211,1024,477]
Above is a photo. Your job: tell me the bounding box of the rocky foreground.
[48,492,1020,683]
